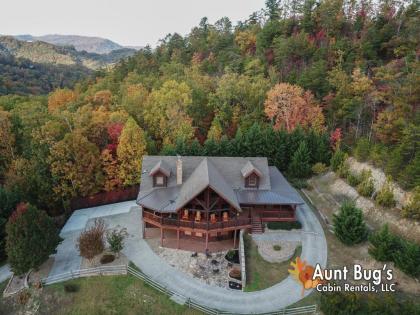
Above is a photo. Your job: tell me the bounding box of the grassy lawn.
[244,233,302,292]
[1,275,202,315]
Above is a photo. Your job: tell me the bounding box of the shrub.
[369,225,420,277]
[77,219,105,261]
[273,245,281,251]
[100,254,115,264]
[106,228,127,257]
[375,177,396,208]
[6,203,61,275]
[330,150,346,172]
[337,161,350,178]
[226,249,240,264]
[64,283,79,293]
[17,290,31,305]
[369,144,386,168]
[312,162,327,175]
[357,170,375,197]
[267,221,302,230]
[354,137,371,161]
[320,291,420,315]
[333,201,368,245]
[393,241,420,277]
[288,178,308,189]
[368,225,401,261]
[402,187,420,220]
[346,172,361,187]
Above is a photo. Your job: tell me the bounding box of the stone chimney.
[176,155,183,185]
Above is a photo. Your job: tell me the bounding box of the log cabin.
[137,156,304,250]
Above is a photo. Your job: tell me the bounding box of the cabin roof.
[137,156,303,213]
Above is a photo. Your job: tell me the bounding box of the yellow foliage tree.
[117,118,147,186]
[48,89,77,113]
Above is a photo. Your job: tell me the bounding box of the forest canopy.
[0,0,418,221]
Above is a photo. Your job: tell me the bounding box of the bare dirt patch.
[302,176,420,297]
[307,172,420,243]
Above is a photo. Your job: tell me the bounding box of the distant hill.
[14,34,141,54]
[0,36,138,95]
[0,36,136,70]
[0,54,91,95]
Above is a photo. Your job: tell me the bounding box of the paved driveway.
[48,201,137,277]
[50,200,327,313]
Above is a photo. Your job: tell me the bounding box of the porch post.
[177,229,180,249]
[160,228,164,247]
[233,229,237,248]
[205,232,209,251]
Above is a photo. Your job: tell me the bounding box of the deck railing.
[41,264,317,315]
[144,211,252,230]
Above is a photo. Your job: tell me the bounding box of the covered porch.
[144,228,237,253]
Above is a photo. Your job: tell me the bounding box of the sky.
[1,0,266,47]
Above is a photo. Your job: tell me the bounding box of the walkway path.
[0,264,12,283]
[51,200,327,313]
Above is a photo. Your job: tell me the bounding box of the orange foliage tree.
[47,88,77,113]
[264,83,325,133]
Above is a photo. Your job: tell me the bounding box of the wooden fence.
[41,264,318,315]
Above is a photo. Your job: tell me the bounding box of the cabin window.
[245,173,259,188]
[156,176,164,185]
[248,175,257,186]
[153,173,167,187]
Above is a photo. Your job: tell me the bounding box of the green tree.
[368,225,400,262]
[288,141,311,178]
[6,203,61,275]
[117,118,147,186]
[333,201,368,245]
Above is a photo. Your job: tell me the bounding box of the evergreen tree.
[368,224,400,261]
[333,201,368,245]
[288,141,311,178]
[6,203,61,275]
[188,139,204,156]
[219,135,233,156]
[204,138,219,156]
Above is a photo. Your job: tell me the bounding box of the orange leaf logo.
[289,257,324,296]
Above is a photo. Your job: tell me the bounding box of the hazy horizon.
[1,0,266,47]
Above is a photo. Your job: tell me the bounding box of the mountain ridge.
[13,34,141,54]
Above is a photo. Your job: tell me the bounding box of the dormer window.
[247,174,258,187]
[241,161,262,189]
[149,160,171,188]
[245,173,259,188]
[155,175,165,186]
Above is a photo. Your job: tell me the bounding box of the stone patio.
[254,239,299,263]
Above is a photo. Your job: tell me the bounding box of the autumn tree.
[264,83,325,133]
[48,88,77,113]
[49,131,103,200]
[117,118,147,186]
[0,109,15,176]
[144,80,194,144]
